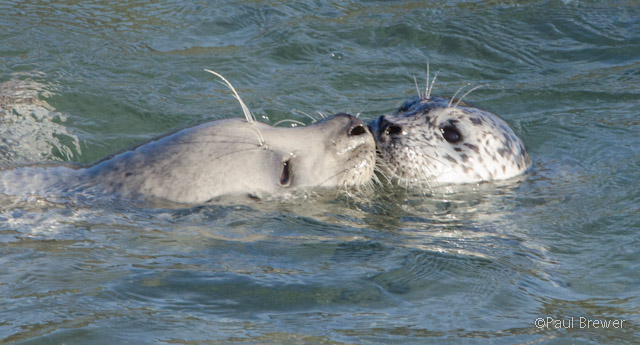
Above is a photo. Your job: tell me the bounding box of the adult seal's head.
[369,95,531,186]
[87,113,376,203]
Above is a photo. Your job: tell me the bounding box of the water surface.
[1,1,639,344]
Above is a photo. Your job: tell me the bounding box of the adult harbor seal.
[0,72,376,204]
[85,112,375,203]
[369,93,531,187]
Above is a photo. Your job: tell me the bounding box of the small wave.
[0,73,81,163]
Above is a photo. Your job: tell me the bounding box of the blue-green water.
[1,1,639,344]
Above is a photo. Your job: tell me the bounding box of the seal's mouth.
[342,158,375,187]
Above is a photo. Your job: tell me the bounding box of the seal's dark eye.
[280,160,291,186]
[441,125,462,144]
[385,125,403,136]
[349,124,367,136]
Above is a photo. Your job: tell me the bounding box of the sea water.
[1,1,639,344]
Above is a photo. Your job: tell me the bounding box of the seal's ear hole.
[279,159,291,187]
[385,125,403,136]
[349,124,367,136]
[441,125,463,144]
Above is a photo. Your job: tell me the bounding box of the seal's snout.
[348,116,368,137]
[319,113,375,187]
[333,113,370,137]
[349,123,367,136]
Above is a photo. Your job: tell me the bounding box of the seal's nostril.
[385,125,403,136]
[376,116,403,137]
[349,124,367,136]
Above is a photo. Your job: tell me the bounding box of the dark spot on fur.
[498,146,512,158]
[124,172,133,177]
[454,147,462,152]
[460,153,469,162]
[444,154,457,164]
[464,143,479,153]
[503,133,513,147]
[470,117,483,125]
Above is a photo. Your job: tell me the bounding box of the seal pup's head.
[369,95,531,187]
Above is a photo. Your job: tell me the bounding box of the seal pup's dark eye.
[349,124,367,136]
[280,159,291,187]
[441,125,463,144]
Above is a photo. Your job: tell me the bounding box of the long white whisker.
[448,83,471,108]
[240,126,265,147]
[414,75,422,99]
[204,69,256,123]
[201,146,264,163]
[371,165,385,183]
[374,161,394,184]
[373,165,391,185]
[317,167,350,189]
[417,151,464,193]
[292,110,318,123]
[273,119,306,127]
[454,84,489,108]
[418,169,433,192]
[204,69,266,146]
[426,70,439,100]
[370,170,384,187]
[424,63,429,100]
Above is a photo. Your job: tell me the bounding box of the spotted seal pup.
[0,71,376,203]
[369,93,531,187]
